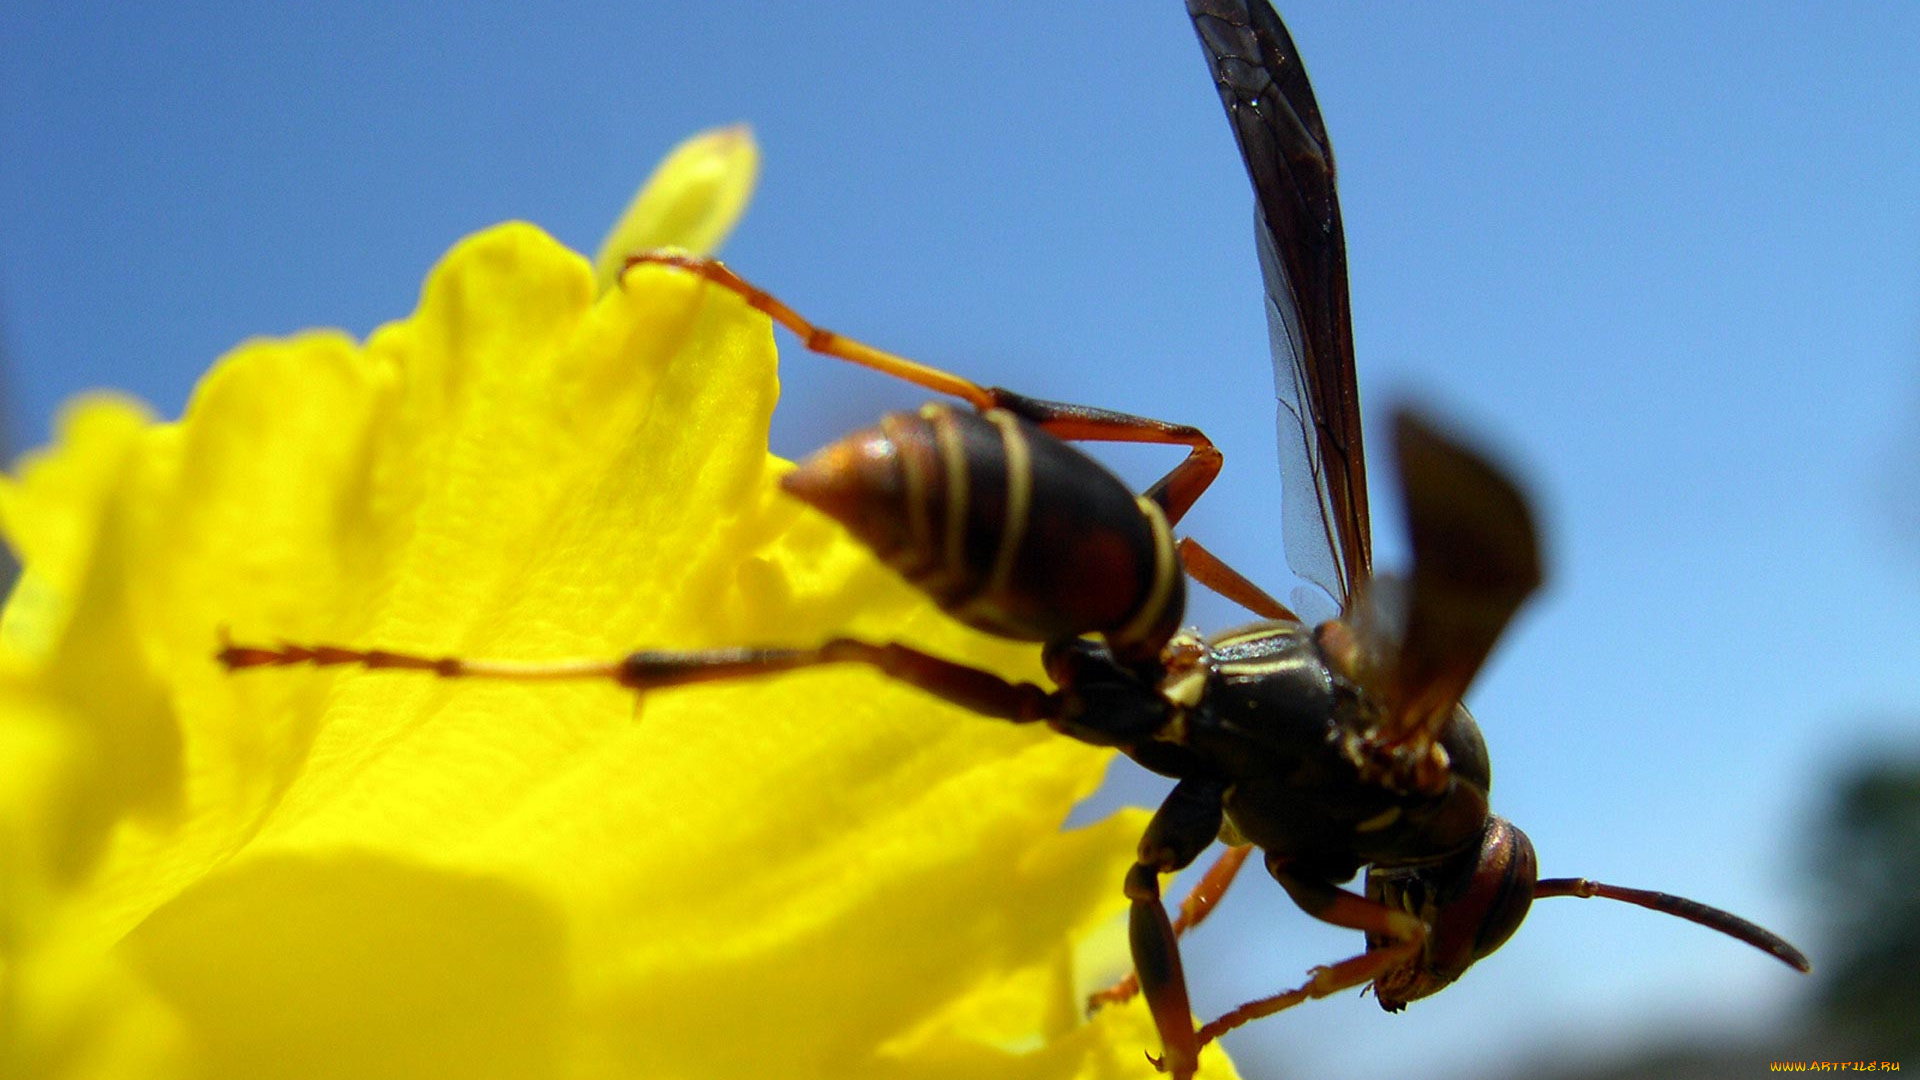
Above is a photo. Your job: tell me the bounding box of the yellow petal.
[3,186,1238,1079]
[0,395,154,667]
[591,123,760,291]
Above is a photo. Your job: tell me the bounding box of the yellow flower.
[0,128,1239,1079]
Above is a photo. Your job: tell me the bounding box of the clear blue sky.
[5,2,1918,1076]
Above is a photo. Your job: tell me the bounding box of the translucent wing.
[1189,0,1370,619]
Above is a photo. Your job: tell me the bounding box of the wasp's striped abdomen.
[782,404,1183,660]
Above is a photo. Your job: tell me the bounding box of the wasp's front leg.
[1193,861,1426,1048]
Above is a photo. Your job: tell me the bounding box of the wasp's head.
[1366,815,1538,1010]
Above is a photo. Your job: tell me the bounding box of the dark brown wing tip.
[1392,408,1544,601]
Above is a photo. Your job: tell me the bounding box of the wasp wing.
[1388,410,1542,738]
[1189,0,1370,619]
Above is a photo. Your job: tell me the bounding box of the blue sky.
[4,2,1918,1076]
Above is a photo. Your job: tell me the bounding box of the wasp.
[221,1,1810,1075]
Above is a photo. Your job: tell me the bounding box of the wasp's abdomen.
[782,404,1182,657]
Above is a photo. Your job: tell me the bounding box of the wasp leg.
[1122,777,1231,1080]
[987,389,1221,527]
[1088,841,1255,1011]
[620,640,1060,721]
[623,251,988,405]
[218,636,1061,723]
[1193,864,1425,1048]
[623,252,1223,526]
[1176,538,1297,622]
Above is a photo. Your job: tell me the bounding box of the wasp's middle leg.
[1088,841,1255,1011]
[1122,776,1235,1080]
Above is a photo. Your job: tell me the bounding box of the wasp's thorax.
[1366,815,1538,1010]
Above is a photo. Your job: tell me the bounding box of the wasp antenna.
[1534,877,1810,973]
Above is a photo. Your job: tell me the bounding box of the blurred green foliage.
[1809,744,1920,1059]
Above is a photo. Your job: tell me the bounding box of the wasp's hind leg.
[219,634,1203,757]
[1176,538,1297,621]
[219,636,1063,724]
[622,252,1224,526]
